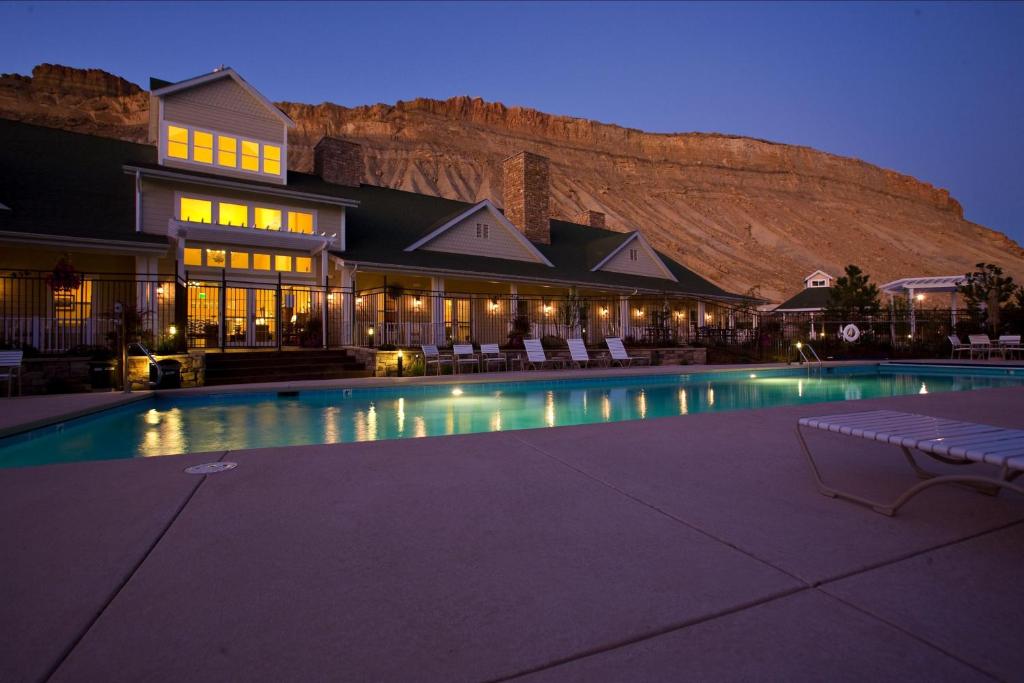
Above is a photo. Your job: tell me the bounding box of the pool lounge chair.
[997,335,1023,360]
[420,344,453,375]
[947,334,970,359]
[567,338,601,368]
[523,339,563,370]
[452,344,480,373]
[0,350,23,397]
[605,337,650,367]
[479,343,508,372]
[968,334,993,359]
[796,409,1024,516]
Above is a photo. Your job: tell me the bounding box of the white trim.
[403,200,554,267]
[590,231,678,282]
[880,275,965,294]
[803,269,834,285]
[124,166,359,208]
[0,230,169,255]
[152,68,296,128]
[169,219,329,254]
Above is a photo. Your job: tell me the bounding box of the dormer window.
[475,223,489,239]
[629,248,639,261]
[162,122,283,178]
[810,279,827,288]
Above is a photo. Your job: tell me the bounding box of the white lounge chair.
[420,344,453,375]
[479,343,507,372]
[796,409,1024,516]
[0,350,23,397]
[947,334,970,359]
[997,335,1022,360]
[523,339,563,370]
[567,338,600,368]
[452,344,480,373]
[605,337,649,367]
[968,334,993,359]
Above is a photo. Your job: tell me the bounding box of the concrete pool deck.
[2,374,1023,680]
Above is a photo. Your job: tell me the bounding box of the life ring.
[841,324,861,343]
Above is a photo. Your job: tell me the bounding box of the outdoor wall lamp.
[355,296,363,306]
[599,307,608,317]
[543,304,552,315]
[368,326,374,336]
[168,325,177,336]
[635,308,644,318]
[413,296,422,308]
[156,286,166,296]
[915,294,925,302]
[488,298,499,312]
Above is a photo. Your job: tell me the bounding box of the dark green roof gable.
[774,286,833,311]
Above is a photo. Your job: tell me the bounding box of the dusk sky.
[2,1,1022,243]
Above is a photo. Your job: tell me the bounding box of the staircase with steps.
[202,350,371,386]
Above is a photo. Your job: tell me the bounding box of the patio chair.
[997,335,1022,360]
[567,338,600,368]
[796,409,1024,516]
[420,344,453,375]
[947,334,970,359]
[0,350,23,397]
[605,337,650,367]
[452,344,480,373]
[968,334,993,359]
[479,343,508,372]
[523,338,563,370]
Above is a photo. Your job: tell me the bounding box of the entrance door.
[444,298,471,344]
[224,288,248,347]
[252,288,277,347]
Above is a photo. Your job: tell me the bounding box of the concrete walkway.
[2,386,1023,681]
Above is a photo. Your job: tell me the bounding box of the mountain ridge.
[2,63,1019,300]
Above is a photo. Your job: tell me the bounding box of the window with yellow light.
[275,255,292,272]
[183,248,202,267]
[193,131,213,164]
[295,256,312,273]
[253,253,271,270]
[288,211,313,234]
[263,145,281,175]
[218,202,248,227]
[206,249,226,268]
[217,136,237,168]
[241,140,260,171]
[254,207,282,230]
[179,197,212,223]
[230,252,249,269]
[167,125,188,159]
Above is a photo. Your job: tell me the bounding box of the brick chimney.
[314,137,363,187]
[573,209,606,229]
[502,151,550,244]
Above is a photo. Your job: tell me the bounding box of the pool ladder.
[796,342,823,372]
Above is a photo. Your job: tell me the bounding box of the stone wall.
[15,357,93,395]
[127,352,205,389]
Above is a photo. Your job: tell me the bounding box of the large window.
[253,253,271,271]
[254,207,282,230]
[180,197,212,223]
[182,244,314,277]
[288,211,313,234]
[163,122,283,178]
[219,202,248,227]
[295,256,312,273]
[230,252,249,269]
[183,248,202,266]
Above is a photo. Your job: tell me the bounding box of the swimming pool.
[2,363,1022,468]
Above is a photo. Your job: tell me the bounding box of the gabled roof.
[590,230,678,282]
[774,286,833,312]
[404,199,554,267]
[151,67,295,128]
[803,269,833,283]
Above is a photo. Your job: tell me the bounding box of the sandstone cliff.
[2,64,1020,300]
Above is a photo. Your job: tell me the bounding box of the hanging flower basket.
[46,255,83,292]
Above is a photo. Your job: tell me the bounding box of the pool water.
[2,364,1021,468]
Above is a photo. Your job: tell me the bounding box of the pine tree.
[825,265,881,319]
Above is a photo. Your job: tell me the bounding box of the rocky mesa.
[2,63,1021,300]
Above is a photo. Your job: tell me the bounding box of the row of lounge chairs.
[419,338,650,375]
[949,334,1022,360]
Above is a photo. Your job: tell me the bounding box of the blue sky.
[2,1,1022,242]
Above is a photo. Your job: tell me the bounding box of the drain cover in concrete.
[184,462,238,475]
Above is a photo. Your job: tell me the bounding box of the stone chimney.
[502,151,550,244]
[314,137,363,187]
[573,209,606,229]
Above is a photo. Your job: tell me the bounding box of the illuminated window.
[167,125,188,159]
[241,140,260,171]
[230,252,249,269]
[275,255,292,272]
[183,248,202,267]
[217,136,237,168]
[206,249,226,268]
[263,145,281,175]
[218,202,248,227]
[254,207,282,230]
[295,256,312,273]
[179,197,212,223]
[287,211,313,234]
[253,253,271,270]
[193,131,213,164]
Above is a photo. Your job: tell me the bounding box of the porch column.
[339,264,355,346]
[908,287,916,338]
[431,276,445,345]
[509,283,518,343]
[950,291,958,327]
[697,301,706,329]
[618,296,630,339]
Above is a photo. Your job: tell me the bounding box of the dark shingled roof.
[774,286,833,311]
[0,119,745,299]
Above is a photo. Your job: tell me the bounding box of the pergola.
[880,275,965,336]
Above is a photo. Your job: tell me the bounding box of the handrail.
[129,342,164,387]
[795,341,823,370]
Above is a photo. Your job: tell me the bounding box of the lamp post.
[397,348,404,377]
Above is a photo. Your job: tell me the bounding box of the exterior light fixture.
[397,349,403,358]
[368,326,374,336]
[327,293,335,302]
[915,294,925,302]
[413,296,422,308]
[488,298,499,312]
[543,303,552,315]
[290,314,297,323]
[169,325,177,336]
[749,373,757,379]
[600,307,609,317]
[635,308,644,318]
[452,387,463,396]
[356,296,363,306]
[795,341,803,349]
[156,286,166,296]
